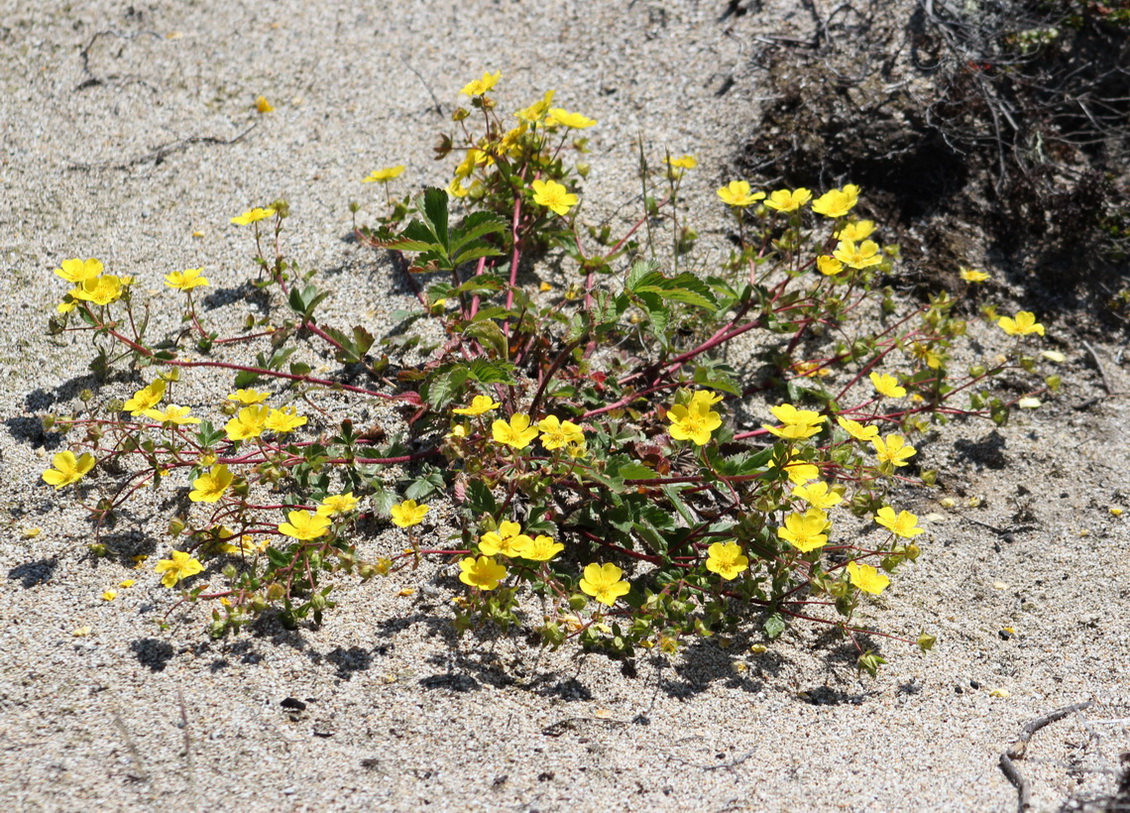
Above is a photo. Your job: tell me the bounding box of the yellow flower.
[278,509,331,541]
[123,379,166,416]
[101,590,117,601]
[479,521,531,557]
[872,434,916,468]
[531,179,578,217]
[53,258,103,283]
[71,275,125,305]
[227,388,269,405]
[716,181,765,207]
[869,372,907,399]
[230,207,276,226]
[836,416,879,442]
[516,89,555,123]
[362,165,405,183]
[492,413,539,450]
[538,415,585,450]
[142,404,201,426]
[874,506,924,538]
[225,405,269,441]
[119,579,135,588]
[705,542,749,580]
[764,188,812,212]
[777,508,830,552]
[791,481,843,510]
[847,560,889,595]
[664,154,697,169]
[836,220,876,241]
[811,184,860,218]
[390,499,429,529]
[773,453,820,484]
[42,451,96,489]
[762,403,826,440]
[317,492,359,517]
[816,255,844,276]
[514,534,563,561]
[459,555,507,590]
[998,311,1045,336]
[579,562,631,606]
[832,239,882,269]
[255,95,274,113]
[452,395,500,416]
[911,342,945,369]
[190,464,233,503]
[453,148,485,180]
[960,266,990,283]
[154,550,205,588]
[547,107,596,129]
[264,406,307,434]
[164,268,209,291]
[461,70,501,97]
[565,439,588,459]
[667,392,723,446]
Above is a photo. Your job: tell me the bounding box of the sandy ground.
[2,2,1130,811]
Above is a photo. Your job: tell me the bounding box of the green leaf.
[233,370,260,388]
[764,613,786,639]
[422,187,450,251]
[466,358,516,385]
[615,461,658,481]
[632,270,719,310]
[288,284,330,319]
[625,259,661,291]
[464,319,509,360]
[265,546,290,569]
[451,275,506,296]
[405,470,445,501]
[452,211,506,248]
[424,364,469,408]
[464,479,499,516]
[195,420,225,447]
[693,362,741,396]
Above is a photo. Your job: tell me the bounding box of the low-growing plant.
[42,72,1058,674]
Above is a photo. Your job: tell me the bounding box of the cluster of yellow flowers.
[52,258,132,312]
[442,71,590,214]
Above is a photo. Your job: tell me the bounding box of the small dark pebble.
[631,713,650,726]
[999,629,1013,640]
[970,680,980,689]
[955,686,964,694]
[280,697,307,711]
[537,772,554,782]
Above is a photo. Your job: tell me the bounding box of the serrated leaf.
[449,211,506,257]
[405,471,445,501]
[466,358,516,385]
[634,270,718,310]
[452,275,506,296]
[422,187,450,250]
[451,243,504,267]
[464,319,508,360]
[424,365,469,408]
[625,259,660,291]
